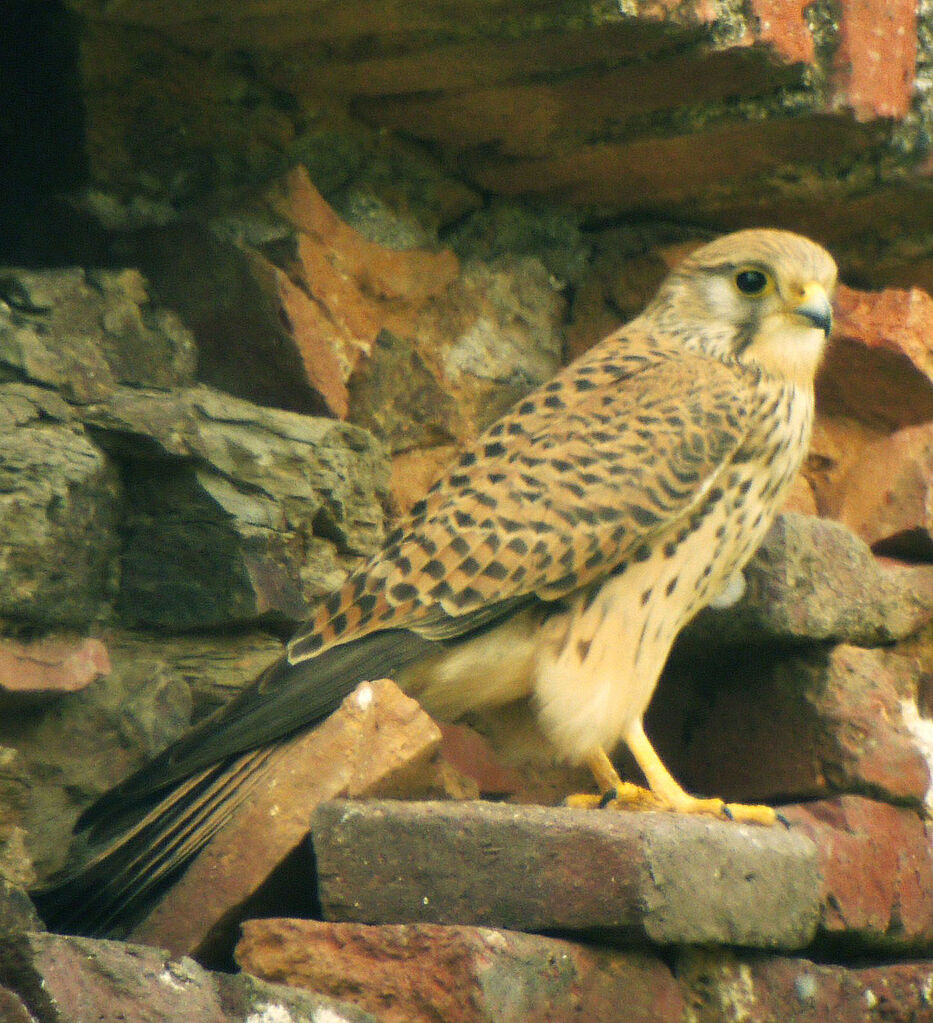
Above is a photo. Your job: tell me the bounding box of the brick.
[836,422,933,557]
[128,680,444,962]
[784,797,933,951]
[679,948,933,1022]
[831,0,917,120]
[237,918,686,1023]
[312,799,821,950]
[685,513,933,648]
[655,643,932,809]
[819,285,933,433]
[0,636,109,703]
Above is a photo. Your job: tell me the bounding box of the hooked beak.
[793,281,833,338]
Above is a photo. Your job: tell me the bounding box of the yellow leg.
[564,724,778,826]
[624,719,778,826]
[564,747,664,810]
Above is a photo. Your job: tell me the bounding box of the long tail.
[31,627,439,936]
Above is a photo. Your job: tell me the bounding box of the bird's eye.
[734,268,771,296]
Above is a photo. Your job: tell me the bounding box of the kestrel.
[36,228,836,935]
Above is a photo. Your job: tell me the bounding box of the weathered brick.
[237,918,686,1023]
[312,799,821,949]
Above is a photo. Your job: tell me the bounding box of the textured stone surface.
[0,879,42,936]
[0,660,192,878]
[0,386,121,629]
[0,930,377,1023]
[313,799,821,950]
[836,422,933,558]
[129,680,445,962]
[237,919,687,1023]
[821,285,933,432]
[81,383,388,629]
[686,513,933,648]
[105,629,285,721]
[0,266,196,402]
[0,637,110,703]
[0,986,35,1023]
[655,643,932,808]
[679,948,933,1023]
[785,797,933,952]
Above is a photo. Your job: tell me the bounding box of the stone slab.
[312,799,821,949]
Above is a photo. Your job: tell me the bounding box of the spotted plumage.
[34,228,837,936]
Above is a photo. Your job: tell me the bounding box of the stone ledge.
[312,799,821,950]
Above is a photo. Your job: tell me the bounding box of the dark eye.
[734,269,770,296]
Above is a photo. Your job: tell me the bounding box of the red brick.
[836,422,933,555]
[661,643,932,808]
[0,636,109,702]
[819,284,933,432]
[747,0,815,66]
[784,796,933,950]
[680,948,933,1022]
[237,918,687,1023]
[831,0,917,119]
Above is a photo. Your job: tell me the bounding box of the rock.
[819,285,933,431]
[312,799,821,950]
[835,421,933,558]
[80,383,388,629]
[105,629,285,721]
[236,918,687,1023]
[685,513,933,648]
[0,829,35,891]
[349,253,566,449]
[0,266,196,403]
[783,797,933,952]
[348,329,463,451]
[0,879,42,937]
[679,948,933,1023]
[0,930,377,1023]
[653,643,931,808]
[136,168,460,420]
[425,256,565,434]
[128,680,446,963]
[0,636,110,705]
[806,413,887,517]
[388,446,456,516]
[0,385,121,629]
[0,986,35,1023]
[0,662,192,878]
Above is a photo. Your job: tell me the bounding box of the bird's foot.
[658,791,781,826]
[572,743,780,825]
[564,780,663,811]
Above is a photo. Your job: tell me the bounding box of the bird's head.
[649,229,838,386]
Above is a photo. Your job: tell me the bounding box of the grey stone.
[80,384,389,629]
[685,513,933,648]
[312,799,821,950]
[0,266,196,402]
[0,663,192,878]
[0,385,121,629]
[0,930,378,1023]
[0,879,42,936]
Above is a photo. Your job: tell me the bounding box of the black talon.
[721,804,734,820]
[777,810,791,829]
[598,788,618,809]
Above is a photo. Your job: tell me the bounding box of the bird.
[32,228,836,936]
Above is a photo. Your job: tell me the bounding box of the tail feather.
[32,627,440,936]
